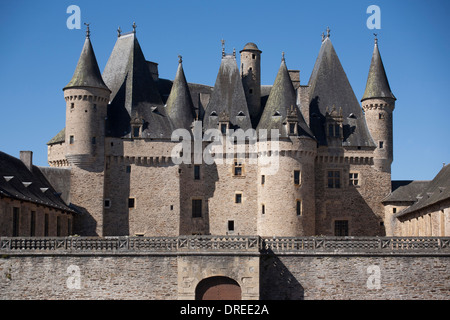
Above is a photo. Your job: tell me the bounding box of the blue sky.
[0,0,449,181]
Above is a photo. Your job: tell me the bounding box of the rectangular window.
[128,198,135,208]
[379,141,384,149]
[294,170,301,185]
[221,123,227,134]
[194,165,200,180]
[91,136,96,145]
[30,211,36,237]
[349,173,359,186]
[393,207,397,214]
[289,123,296,135]
[69,135,74,144]
[233,161,243,176]
[235,193,242,204]
[334,125,340,137]
[192,199,202,218]
[327,170,341,188]
[262,204,265,215]
[126,165,131,173]
[44,213,49,237]
[68,218,72,236]
[133,126,140,138]
[104,199,111,208]
[57,216,61,236]
[296,200,302,216]
[70,103,75,109]
[12,207,20,237]
[261,175,265,185]
[228,220,235,232]
[335,220,349,236]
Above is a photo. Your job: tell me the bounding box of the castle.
[11,24,446,239]
[1,25,449,301]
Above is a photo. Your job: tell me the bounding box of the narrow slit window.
[194,165,200,180]
[294,170,301,185]
[192,199,202,218]
[228,220,235,231]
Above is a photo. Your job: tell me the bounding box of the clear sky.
[0,0,449,181]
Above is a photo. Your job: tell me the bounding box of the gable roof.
[397,164,450,217]
[0,151,75,213]
[257,57,314,139]
[64,36,109,91]
[383,180,431,203]
[307,37,375,147]
[362,39,396,101]
[102,32,172,138]
[203,54,252,131]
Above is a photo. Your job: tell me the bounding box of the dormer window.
[132,126,140,138]
[220,123,228,134]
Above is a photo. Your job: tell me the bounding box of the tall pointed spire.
[361,35,396,101]
[166,56,196,130]
[64,25,109,91]
[257,54,313,139]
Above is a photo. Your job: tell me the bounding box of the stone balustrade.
[1,236,449,255]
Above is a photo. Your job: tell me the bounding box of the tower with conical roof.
[240,42,262,126]
[361,35,396,173]
[63,24,111,169]
[63,25,111,236]
[165,55,196,131]
[256,53,317,237]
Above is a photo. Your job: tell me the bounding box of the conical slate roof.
[204,54,252,131]
[257,56,314,139]
[64,35,109,91]
[362,38,396,101]
[102,32,172,138]
[165,58,196,130]
[307,37,375,147]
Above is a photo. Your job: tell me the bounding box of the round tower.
[240,43,262,125]
[63,26,111,169]
[362,36,396,173]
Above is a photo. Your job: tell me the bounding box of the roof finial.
[84,22,90,38]
[178,54,182,64]
[282,51,285,62]
[132,22,137,34]
[326,26,330,38]
[117,26,122,37]
[321,32,325,42]
[233,47,236,57]
[373,33,378,45]
[221,39,225,57]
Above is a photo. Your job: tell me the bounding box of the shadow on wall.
[260,250,304,300]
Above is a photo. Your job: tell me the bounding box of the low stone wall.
[0,236,449,300]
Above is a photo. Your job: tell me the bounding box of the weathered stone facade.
[44,28,402,239]
[1,236,449,300]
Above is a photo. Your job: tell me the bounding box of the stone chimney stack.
[20,151,33,171]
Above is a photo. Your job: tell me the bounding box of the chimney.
[20,151,33,171]
[288,70,300,90]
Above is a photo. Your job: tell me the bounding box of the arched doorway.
[195,276,242,300]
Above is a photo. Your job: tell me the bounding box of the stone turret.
[256,53,316,237]
[63,25,111,236]
[361,35,396,173]
[240,42,262,126]
[63,24,110,169]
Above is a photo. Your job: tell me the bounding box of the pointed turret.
[257,53,314,139]
[166,56,196,131]
[204,48,252,132]
[64,24,109,91]
[362,36,396,102]
[102,25,171,139]
[362,35,396,173]
[307,35,375,147]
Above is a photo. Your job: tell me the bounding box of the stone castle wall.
[1,236,448,300]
